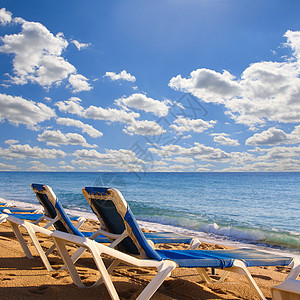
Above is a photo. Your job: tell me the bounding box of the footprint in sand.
[28,286,48,295]
[119,288,139,299]
[127,268,150,275]
[276,266,289,273]
[252,274,272,280]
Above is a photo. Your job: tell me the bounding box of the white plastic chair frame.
[6,215,55,271]
[271,264,300,300]
[51,229,300,300]
[5,215,84,271]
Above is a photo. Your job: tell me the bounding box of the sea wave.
[2,197,300,256]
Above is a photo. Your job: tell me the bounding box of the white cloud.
[84,105,139,123]
[149,142,231,162]
[246,126,300,146]
[172,156,195,164]
[257,145,300,161]
[123,119,166,136]
[56,97,85,115]
[170,116,216,133]
[56,97,140,124]
[68,74,92,92]
[219,159,300,172]
[0,162,17,170]
[37,130,97,148]
[5,139,19,145]
[56,97,168,136]
[169,31,300,128]
[71,40,90,50]
[116,93,170,117]
[28,160,56,171]
[60,165,75,171]
[169,69,240,104]
[284,30,300,60]
[104,70,136,82]
[72,148,145,171]
[56,117,103,138]
[0,8,12,25]
[0,93,56,129]
[0,10,90,92]
[196,167,212,172]
[151,164,189,172]
[0,143,66,159]
[213,134,240,146]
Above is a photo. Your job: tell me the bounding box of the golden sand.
[0,219,291,299]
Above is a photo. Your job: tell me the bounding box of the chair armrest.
[189,237,201,250]
[75,217,86,229]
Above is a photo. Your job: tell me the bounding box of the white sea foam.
[2,197,299,259]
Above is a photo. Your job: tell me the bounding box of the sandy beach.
[0,217,293,300]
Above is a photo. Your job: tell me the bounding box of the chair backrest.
[82,187,162,260]
[31,184,84,237]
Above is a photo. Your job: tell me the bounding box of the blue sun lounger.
[49,186,299,300]
[0,206,38,213]
[32,183,200,247]
[22,184,199,271]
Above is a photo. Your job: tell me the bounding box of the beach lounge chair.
[82,186,200,248]
[50,186,299,300]
[271,265,300,300]
[0,206,39,213]
[22,184,199,271]
[32,183,200,247]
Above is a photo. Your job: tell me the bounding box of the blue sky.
[0,0,299,172]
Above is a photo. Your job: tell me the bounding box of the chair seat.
[83,231,195,244]
[156,248,293,268]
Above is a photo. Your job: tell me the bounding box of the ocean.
[0,171,299,256]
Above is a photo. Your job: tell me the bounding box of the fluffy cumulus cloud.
[257,145,300,161]
[68,74,92,93]
[71,40,90,50]
[104,70,136,82]
[0,93,56,129]
[169,69,240,104]
[123,119,166,136]
[212,133,240,146]
[0,162,17,170]
[169,31,300,128]
[72,148,145,171]
[149,142,232,162]
[246,126,300,146]
[0,8,12,25]
[0,9,90,92]
[38,130,97,148]
[56,118,103,138]
[116,93,170,117]
[56,97,139,124]
[170,116,216,133]
[285,30,300,60]
[84,106,139,123]
[0,143,66,160]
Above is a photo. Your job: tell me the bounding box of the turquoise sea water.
[0,172,299,253]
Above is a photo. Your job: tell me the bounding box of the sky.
[0,0,299,172]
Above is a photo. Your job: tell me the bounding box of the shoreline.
[0,213,296,299]
[2,196,300,260]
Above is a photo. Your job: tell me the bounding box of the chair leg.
[228,260,267,300]
[53,237,86,288]
[59,246,87,271]
[197,268,229,283]
[94,259,121,287]
[136,261,177,300]
[9,222,34,259]
[88,242,120,299]
[22,223,54,272]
